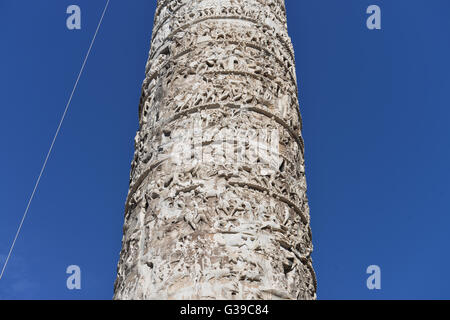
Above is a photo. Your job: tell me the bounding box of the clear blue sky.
[1,0,449,300]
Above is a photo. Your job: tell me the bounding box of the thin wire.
[0,0,111,282]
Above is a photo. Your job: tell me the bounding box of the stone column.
[114,0,316,300]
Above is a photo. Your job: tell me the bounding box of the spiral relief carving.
[114,0,316,300]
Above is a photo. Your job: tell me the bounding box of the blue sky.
[1,0,449,300]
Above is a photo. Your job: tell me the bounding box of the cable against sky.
[0,0,111,282]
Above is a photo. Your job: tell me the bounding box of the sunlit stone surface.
[114,0,316,300]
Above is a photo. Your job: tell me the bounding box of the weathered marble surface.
[114,0,316,300]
